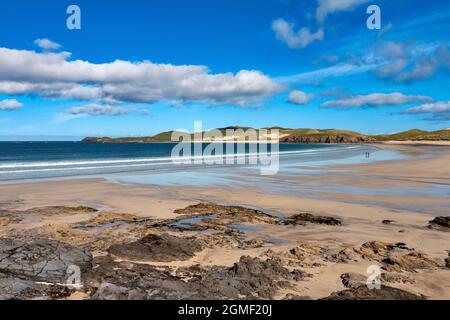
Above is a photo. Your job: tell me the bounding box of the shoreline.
[0,144,449,300]
[376,140,450,146]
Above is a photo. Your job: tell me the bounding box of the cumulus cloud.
[68,104,148,116]
[401,101,450,121]
[287,90,314,105]
[0,99,23,110]
[0,47,283,107]
[273,1,368,50]
[321,92,432,109]
[272,19,324,49]
[34,38,61,50]
[316,0,369,24]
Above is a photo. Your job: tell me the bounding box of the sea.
[0,141,402,182]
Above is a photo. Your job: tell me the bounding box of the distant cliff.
[82,137,158,143]
[280,134,370,144]
[82,128,450,144]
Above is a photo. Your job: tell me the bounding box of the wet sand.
[0,144,449,300]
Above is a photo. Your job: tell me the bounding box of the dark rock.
[323,285,424,300]
[108,233,203,262]
[173,203,280,225]
[283,294,313,300]
[24,206,98,215]
[326,241,443,272]
[85,255,311,300]
[382,251,444,272]
[284,213,342,226]
[429,217,450,229]
[182,256,311,299]
[382,220,394,225]
[0,238,92,283]
[0,274,74,300]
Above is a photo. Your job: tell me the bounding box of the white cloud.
[0,99,23,110]
[0,47,283,106]
[53,112,86,124]
[34,38,61,50]
[374,42,450,83]
[401,101,450,120]
[272,19,324,49]
[322,92,432,109]
[276,62,376,84]
[273,1,369,50]
[68,104,148,116]
[287,90,314,105]
[316,0,369,24]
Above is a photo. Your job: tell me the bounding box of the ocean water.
[0,141,389,182]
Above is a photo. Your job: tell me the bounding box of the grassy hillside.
[372,129,450,141]
[83,128,450,143]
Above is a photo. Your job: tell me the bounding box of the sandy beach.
[0,144,449,300]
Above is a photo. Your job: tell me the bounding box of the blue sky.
[0,0,449,140]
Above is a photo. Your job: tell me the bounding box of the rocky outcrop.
[280,134,370,144]
[323,285,424,300]
[284,213,342,226]
[383,252,444,273]
[0,238,92,283]
[108,233,203,262]
[23,206,98,215]
[86,255,310,300]
[327,241,444,272]
[0,274,74,300]
[429,217,450,229]
[173,203,280,225]
[340,273,368,289]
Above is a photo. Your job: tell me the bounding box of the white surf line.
[0,147,362,175]
[0,146,360,170]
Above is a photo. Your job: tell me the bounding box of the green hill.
[372,129,450,141]
[82,128,450,143]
